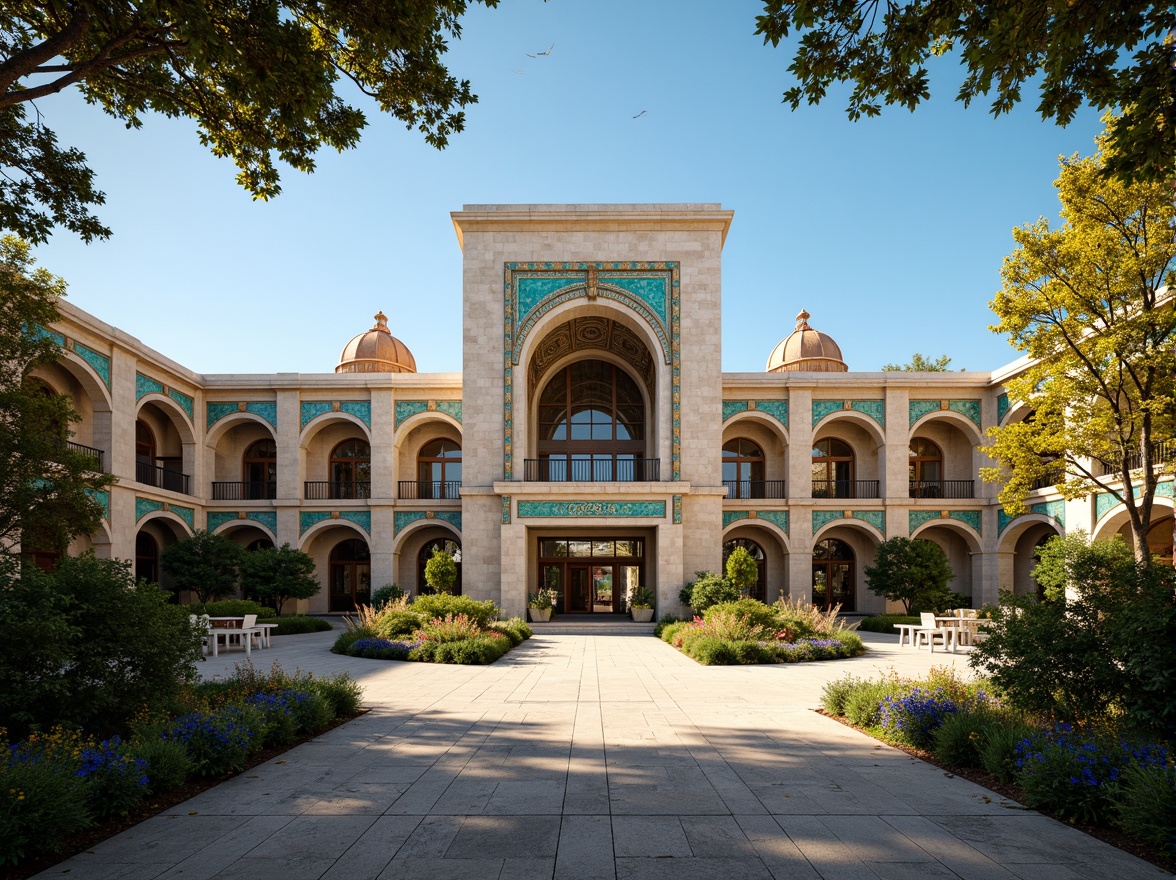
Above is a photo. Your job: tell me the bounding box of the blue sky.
[31,0,1106,376]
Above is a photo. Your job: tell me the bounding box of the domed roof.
[766,309,847,373]
[336,311,417,374]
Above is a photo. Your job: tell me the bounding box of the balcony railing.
[136,461,191,495]
[304,481,371,500]
[909,480,975,499]
[523,458,660,482]
[1095,440,1176,476]
[212,481,277,501]
[812,479,879,499]
[64,441,104,472]
[398,481,461,500]
[723,480,786,500]
[1030,471,1065,491]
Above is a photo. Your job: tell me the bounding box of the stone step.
[528,621,656,636]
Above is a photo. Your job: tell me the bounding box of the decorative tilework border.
[135,373,194,420]
[1094,480,1173,522]
[516,501,667,518]
[722,400,788,428]
[300,510,372,535]
[999,500,1066,534]
[909,400,981,428]
[300,401,371,429]
[722,509,789,533]
[813,400,885,427]
[394,511,462,535]
[672,495,682,524]
[206,401,278,429]
[135,497,194,530]
[502,496,511,524]
[72,342,111,389]
[395,400,463,428]
[997,393,1010,424]
[812,509,885,536]
[207,511,278,533]
[87,489,109,521]
[909,509,982,534]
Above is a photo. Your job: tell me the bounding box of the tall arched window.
[329,538,370,610]
[136,532,159,584]
[418,538,462,595]
[135,420,157,486]
[722,439,766,499]
[417,439,462,499]
[811,439,854,498]
[908,438,943,498]
[812,538,854,611]
[329,439,371,499]
[723,537,766,601]
[242,439,277,499]
[533,360,650,481]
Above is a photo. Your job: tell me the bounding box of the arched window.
[812,538,854,611]
[135,420,157,486]
[329,439,371,499]
[811,439,854,498]
[722,439,766,499]
[417,538,462,595]
[242,439,277,499]
[533,360,650,481]
[909,438,944,498]
[417,439,462,499]
[136,532,159,584]
[723,538,766,601]
[329,538,370,611]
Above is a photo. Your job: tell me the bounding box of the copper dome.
[336,311,417,374]
[766,309,847,373]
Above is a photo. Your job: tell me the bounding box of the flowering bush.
[163,707,255,777]
[76,736,149,820]
[348,637,420,660]
[415,613,485,643]
[880,687,964,749]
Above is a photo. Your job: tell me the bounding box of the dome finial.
[373,311,390,333]
[795,309,811,331]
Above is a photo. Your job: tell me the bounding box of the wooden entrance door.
[568,565,592,612]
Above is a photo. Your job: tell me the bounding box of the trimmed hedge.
[856,613,921,634]
[257,615,333,635]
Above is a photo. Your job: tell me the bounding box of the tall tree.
[0,235,112,556]
[240,542,320,616]
[881,353,957,372]
[0,0,496,242]
[755,2,1174,184]
[983,134,1176,563]
[864,537,956,614]
[160,529,242,602]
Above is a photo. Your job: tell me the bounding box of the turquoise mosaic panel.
[758,510,789,533]
[135,373,164,400]
[207,511,278,533]
[249,511,278,532]
[812,400,843,424]
[908,400,941,427]
[340,510,371,533]
[436,401,463,423]
[32,324,66,345]
[502,496,511,524]
[394,511,462,534]
[850,400,885,426]
[723,511,748,528]
[601,275,669,327]
[1159,480,1174,497]
[1095,492,1120,521]
[168,388,194,420]
[395,401,429,427]
[300,401,333,429]
[951,510,983,532]
[914,510,981,534]
[517,275,583,326]
[206,403,239,428]
[73,342,110,388]
[812,510,842,532]
[206,511,239,532]
[722,401,749,421]
[754,400,788,428]
[948,400,981,427]
[517,501,666,518]
[246,402,277,428]
[300,511,332,534]
[997,393,1010,423]
[340,401,371,428]
[997,510,1016,533]
[1000,500,1066,534]
[171,505,195,530]
[908,510,941,532]
[86,488,109,520]
[673,495,683,524]
[852,510,885,534]
[135,498,163,521]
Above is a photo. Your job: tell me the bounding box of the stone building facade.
[35,204,1174,616]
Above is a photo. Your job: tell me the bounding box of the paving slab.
[32,629,1169,879]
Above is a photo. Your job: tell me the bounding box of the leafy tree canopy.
[881,353,957,372]
[424,546,457,594]
[755,1,1174,184]
[983,131,1175,562]
[0,0,495,242]
[0,235,111,556]
[160,528,242,603]
[240,542,320,616]
[864,537,956,615]
[724,546,759,597]
[1030,531,1136,603]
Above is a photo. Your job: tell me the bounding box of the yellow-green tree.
[984,133,1175,563]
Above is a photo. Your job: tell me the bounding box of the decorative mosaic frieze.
[909,509,982,534]
[135,498,162,521]
[206,401,278,429]
[87,488,109,520]
[135,497,193,530]
[394,510,462,534]
[908,400,940,426]
[395,401,429,426]
[813,400,885,427]
[812,509,885,536]
[300,400,370,429]
[673,495,683,524]
[516,501,667,518]
[504,263,681,481]
[997,393,1010,424]
[207,511,278,533]
[33,324,65,346]
[722,400,788,428]
[502,496,511,524]
[1092,482,1170,522]
[909,399,981,428]
[722,400,748,421]
[73,342,111,389]
[136,373,164,399]
[723,509,789,533]
[948,400,981,427]
[300,510,372,535]
[436,401,462,423]
[999,500,1065,534]
[168,388,194,420]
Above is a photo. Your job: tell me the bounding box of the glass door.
[568,565,592,612]
[591,566,614,612]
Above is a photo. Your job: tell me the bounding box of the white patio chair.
[914,612,949,651]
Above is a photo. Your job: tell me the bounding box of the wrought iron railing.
[723,480,786,499]
[64,440,104,472]
[523,458,660,482]
[304,481,371,500]
[211,481,277,500]
[909,480,975,499]
[1095,440,1176,476]
[136,461,191,495]
[398,481,461,500]
[812,479,879,499]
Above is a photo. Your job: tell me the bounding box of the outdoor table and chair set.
[894,610,989,653]
[188,613,278,657]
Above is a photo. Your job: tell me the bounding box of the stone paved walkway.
[35,629,1168,879]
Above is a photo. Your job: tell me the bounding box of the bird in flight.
[526,44,554,58]
[632,110,647,119]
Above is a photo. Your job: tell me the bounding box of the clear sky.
[30,0,1106,377]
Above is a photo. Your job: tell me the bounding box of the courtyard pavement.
[35,627,1169,880]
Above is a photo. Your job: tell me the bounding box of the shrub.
[772,596,850,639]
[374,609,428,639]
[705,598,780,631]
[880,687,962,749]
[161,529,243,603]
[489,618,532,646]
[827,630,866,656]
[423,547,458,593]
[348,637,418,660]
[821,675,862,716]
[256,615,333,635]
[0,739,90,866]
[415,634,511,665]
[412,594,500,627]
[864,537,956,614]
[310,673,364,717]
[371,584,406,609]
[1112,760,1176,850]
[682,637,737,665]
[200,598,277,618]
[164,707,255,776]
[685,608,773,643]
[678,583,694,607]
[332,627,374,655]
[978,719,1036,783]
[844,679,904,729]
[244,691,299,746]
[0,555,204,738]
[725,546,760,597]
[659,620,690,645]
[687,571,740,613]
[857,614,921,634]
[416,613,484,643]
[239,543,320,615]
[129,738,193,794]
[286,690,333,734]
[931,706,997,768]
[774,638,849,662]
[77,736,149,820]
[654,615,682,638]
